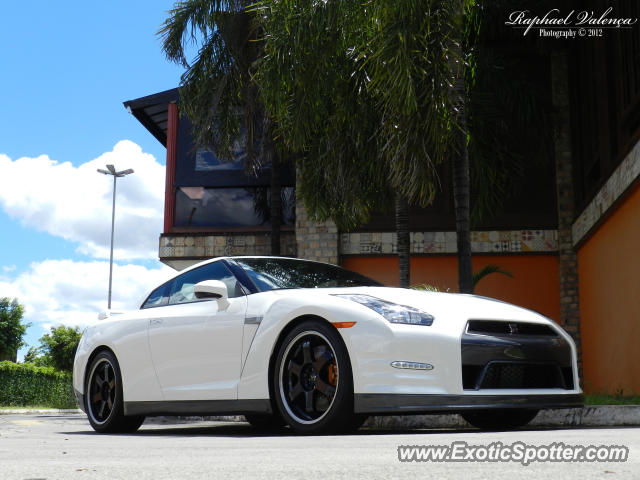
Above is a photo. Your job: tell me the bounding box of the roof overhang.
[123,88,179,147]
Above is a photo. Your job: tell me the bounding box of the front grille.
[561,367,575,390]
[462,362,572,390]
[461,319,574,391]
[467,320,557,336]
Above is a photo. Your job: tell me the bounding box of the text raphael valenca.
[506,7,637,36]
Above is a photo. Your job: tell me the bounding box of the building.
[123,9,639,396]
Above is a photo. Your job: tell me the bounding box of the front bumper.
[74,388,86,413]
[354,393,584,414]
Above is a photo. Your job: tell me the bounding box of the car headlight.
[333,294,434,326]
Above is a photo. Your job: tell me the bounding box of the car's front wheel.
[273,320,355,434]
[461,409,539,430]
[85,351,145,433]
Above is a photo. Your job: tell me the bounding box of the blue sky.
[0,1,190,358]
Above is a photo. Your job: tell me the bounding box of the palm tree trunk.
[270,153,282,256]
[395,194,410,288]
[452,41,473,294]
[452,145,472,293]
[262,116,282,256]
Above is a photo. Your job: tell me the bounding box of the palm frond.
[159,0,271,174]
[472,264,514,288]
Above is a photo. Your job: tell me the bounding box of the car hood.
[270,286,552,325]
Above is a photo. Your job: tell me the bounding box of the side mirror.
[194,280,230,309]
[98,310,123,320]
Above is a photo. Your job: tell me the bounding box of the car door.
[147,260,248,401]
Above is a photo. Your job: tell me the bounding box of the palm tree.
[162,1,539,293]
[452,2,473,294]
[395,196,410,288]
[159,0,283,254]
[255,0,461,288]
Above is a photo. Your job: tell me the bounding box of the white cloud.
[0,140,165,260]
[0,259,174,329]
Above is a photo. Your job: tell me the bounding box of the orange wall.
[577,184,640,395]
[342,255,561,322]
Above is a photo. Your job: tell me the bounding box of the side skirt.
[354,393,584,414]
[124,399,272,417]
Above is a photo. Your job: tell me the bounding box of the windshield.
[232,257,381,291]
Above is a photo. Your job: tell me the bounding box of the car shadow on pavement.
[60,422,475,438]
[58,419,628,438]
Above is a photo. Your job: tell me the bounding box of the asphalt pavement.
[0,413,638,480]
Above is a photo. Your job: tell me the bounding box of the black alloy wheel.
[88,358,116,423]
[85,351,144,433]
[273,320,356,434]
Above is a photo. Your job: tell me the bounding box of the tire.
[85,351,145,433]
[273,320,355,434]
[244,413,285,432]
[461,409,538,431]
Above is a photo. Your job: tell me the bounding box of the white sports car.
[73,256,582,434]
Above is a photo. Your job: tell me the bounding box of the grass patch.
[585,394,640,405]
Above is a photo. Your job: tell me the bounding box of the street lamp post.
[97,164,134,310]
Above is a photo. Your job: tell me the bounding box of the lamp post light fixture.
[97,164,134,310]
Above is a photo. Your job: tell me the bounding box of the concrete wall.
[343,255,561,323]
[577,182,640,395]
[295,197,339,265]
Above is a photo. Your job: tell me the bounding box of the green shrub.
[0,361,76,408]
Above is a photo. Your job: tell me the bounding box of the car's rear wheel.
[461,409,538,430]
[85,351,145,433]
[273,320,355,434]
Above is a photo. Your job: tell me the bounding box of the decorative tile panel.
[159,232,297,267]
[340,230,558,255]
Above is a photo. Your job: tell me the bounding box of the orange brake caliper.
[328,362,338,386]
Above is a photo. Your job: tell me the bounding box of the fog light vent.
[391,361,434,371]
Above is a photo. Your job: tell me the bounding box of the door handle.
[149,318,163,327]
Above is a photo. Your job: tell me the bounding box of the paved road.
[0,414,638,480]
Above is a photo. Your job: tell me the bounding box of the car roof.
[138,256,369,309]
[165,255,338,284]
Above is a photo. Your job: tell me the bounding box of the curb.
[363,405,640,429]
[0,409,83,415]
[161,406,640,428]
[0,408,82,415]
[2,406,639,428]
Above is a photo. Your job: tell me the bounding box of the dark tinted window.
[168,261,244,305]
[141,283,170,309]
[233,258,380,291]
[174,186,295,228]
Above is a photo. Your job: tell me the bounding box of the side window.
[168,261,244,305]
[141,283,170,309]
